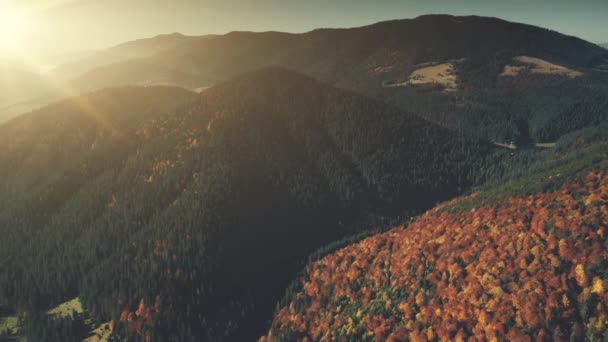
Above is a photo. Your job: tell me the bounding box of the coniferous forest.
[0,9,608,342]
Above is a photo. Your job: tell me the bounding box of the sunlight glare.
[0,6,34,56]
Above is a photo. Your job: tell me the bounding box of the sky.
[1,0,607,59]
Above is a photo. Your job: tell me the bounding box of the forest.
[267,166,608,341]
[0,13,607,342]
[0,68,500,341]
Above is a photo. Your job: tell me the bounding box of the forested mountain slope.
[0,68,498,340]
[267,146,608,341]
[70,15,608,142]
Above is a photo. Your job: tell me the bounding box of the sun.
[0,6,32,56]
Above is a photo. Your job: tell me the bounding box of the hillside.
[0,68,500,341]
[52,32,197,79]
[267,158,608,341]
[70,15,608,142]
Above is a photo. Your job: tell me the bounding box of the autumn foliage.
[119,296,161,341]
[266,170,608,341]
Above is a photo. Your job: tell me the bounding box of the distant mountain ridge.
[52,32,198,79]
[67,14,608,142]
[0,33,198,123]
[74,15,607,89]
[3,15,608,139]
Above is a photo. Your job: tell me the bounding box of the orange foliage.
[119,295,161,340]
[268,170,608,341]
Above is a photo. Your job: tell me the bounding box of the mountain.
[266,142,608,341]
[0,68,499,341]
[52,32,197,79]
[2,15,608,342]
[6,16,607,140]
[68,15,608,142]
[0,33,197,124]
[601,43,608,49]
[0,60,71,123]
[75,15,607,89]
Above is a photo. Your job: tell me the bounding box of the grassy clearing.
[84,321,112,342]
[383,63,459,91]
[501,56,583,78]
[0,315,20,336]
[407,63,458,91]
[47,297,114,341]
[47,297,84,318]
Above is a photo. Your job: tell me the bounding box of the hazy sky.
[3,0,608,58]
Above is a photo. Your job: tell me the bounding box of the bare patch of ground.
[0,315,20,335]
[84,321,113,342]
[48,298,114,341]
[384,62,458,92]
[48,297,84,318]
[408,63,458,91]
[501,65,525,77]
[501,56,582,78]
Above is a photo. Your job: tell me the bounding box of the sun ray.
[0,1,124,135]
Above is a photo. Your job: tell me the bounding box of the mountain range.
[66,15,608,142]
[52,32,197,80]
[69,15,607,89]
[3,15,608,141]
[0,14,607,342]
[0,33,196,123]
